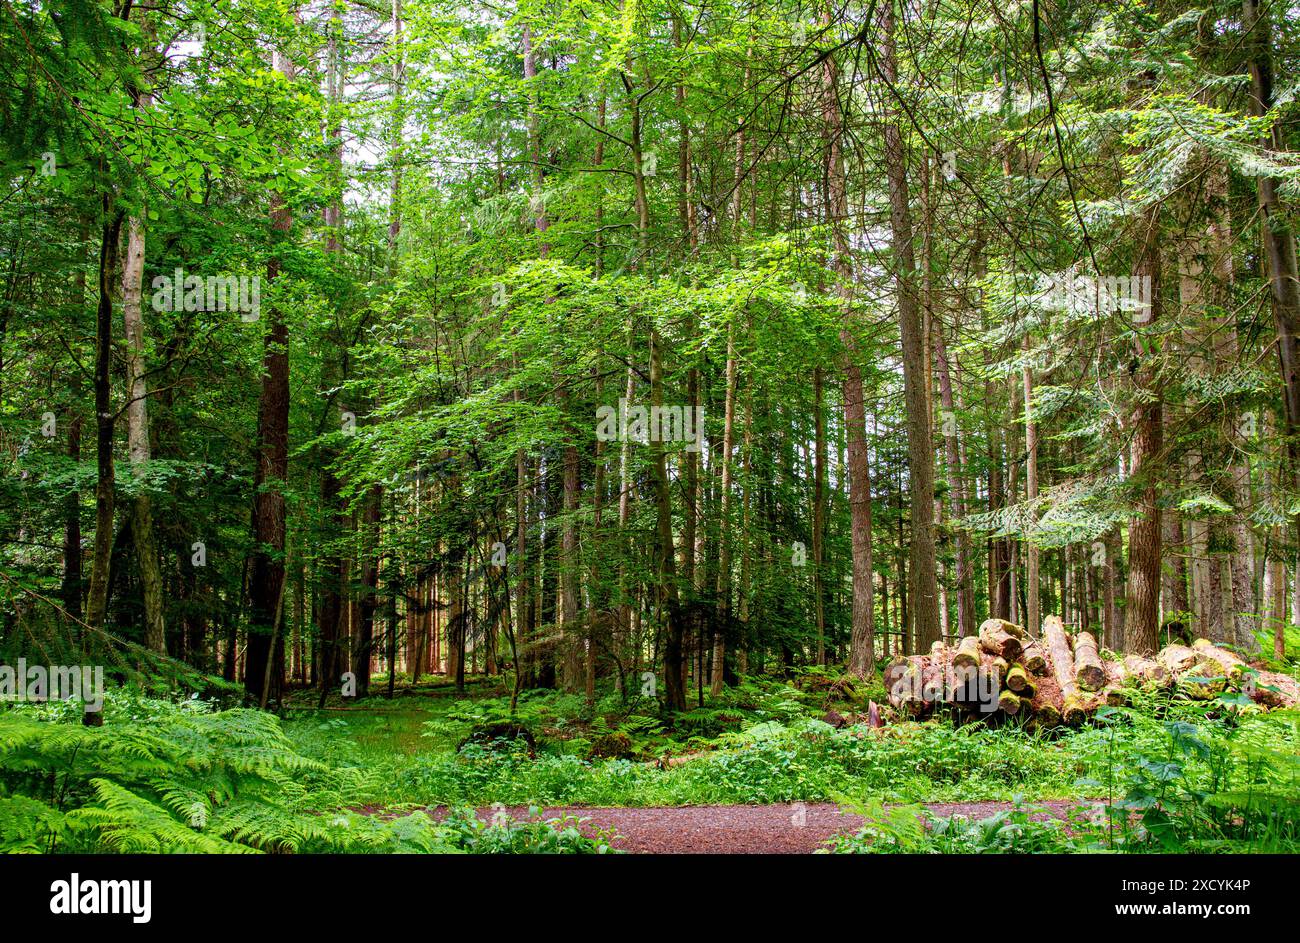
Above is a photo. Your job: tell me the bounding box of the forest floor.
[433,800,1083,853]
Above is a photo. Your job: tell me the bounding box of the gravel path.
[462,800,1084,854]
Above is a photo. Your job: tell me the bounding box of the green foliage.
[829,707,1300,854]
[825,799,1086,854]
[0,692,610,854]
[439,807,618,854]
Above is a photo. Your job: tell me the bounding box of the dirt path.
[461,800,1084,854]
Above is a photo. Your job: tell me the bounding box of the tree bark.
[1123,212,1163,654]
[712,324,738,695]
[1243,0,1300,547]
[84,202,123,630]
[933,320,974,637]
[821,2,875,675]
[246,36,296,704]
[121,212,166,654]
[878,0,939,651]
[1022,333,1039,639]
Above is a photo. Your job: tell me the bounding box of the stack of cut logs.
[883,614,1300,725]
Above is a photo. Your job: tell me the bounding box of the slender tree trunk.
[85,201,122,630]
[821,2,875,675]
[933,320,974,637]
[812,368,827,661]
[879,0,939,649]
[712,324,738,695]
[1022,333,1040,638]
[649,328,686,710]
[120,16,168,651]
[120,211,166,653]
[61,405,83,619]
[737,379,754,674]
[387,0,404,260]
[354,486,381,696]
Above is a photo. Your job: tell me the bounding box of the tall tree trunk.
[354,485,381,696]
[1103,526,1121,649]
[812,368,827,661]
[85,201,123,630]
[821,2,875,675]
[387,0,404,260]
[246,35,296,704]
[121,212,166,654]
[119,11,167,651]
[878,0,939,649]
[62,231,87,620]
[933,318,974,637]
[737,379,754,674]
[650,328,687,710]
[1243,0,1300,553]
[712,324,738,695]
[1022,333,1040,638]
[61,406,83,619]
[1123,213,1163,654]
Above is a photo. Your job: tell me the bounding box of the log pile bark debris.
[883,614,1298,726]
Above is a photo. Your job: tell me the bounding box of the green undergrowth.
[0,690,612,854]
[282,676,1299,814]
[827,704,1300,853]
[3,669,1295,854]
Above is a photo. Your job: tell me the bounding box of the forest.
[0,0,1298,863]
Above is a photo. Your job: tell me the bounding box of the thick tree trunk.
[1243,0,1300,535]
[246,39,295,705]
[1123,214,1163,654]
[1043,615,1086,724]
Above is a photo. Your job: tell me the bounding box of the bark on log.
[951,661,990,711]
[1043,615,1087,724]
[886,658,925,715]
[953,635,982,669]
[979,620,1022,660]
[1157,644,1203,675]
[993,656,1010,682]
[883,614,1296,724]
[1073,631,1105,692]
[979,617,1026,640]
[1253,669,1300,707]
[1021,641,1047,674]
[1123,654,1167,684]
[1179,660,1227,699]
[1043,615,1076,698]
[1191,637,1245,682]
[1034,701,1061,726]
